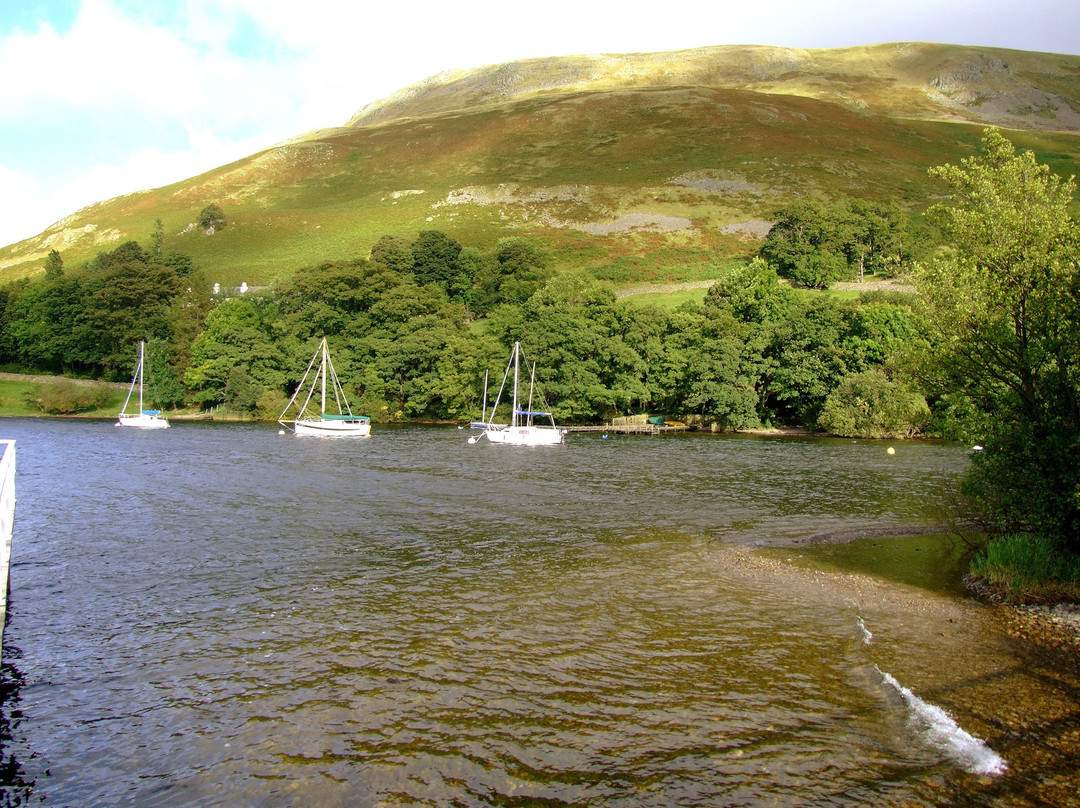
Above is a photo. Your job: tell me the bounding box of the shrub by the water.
[816,368,929,438]
[25,379,114,415]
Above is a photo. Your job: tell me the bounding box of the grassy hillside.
[3,43,1079,287]
[348,43,1080,131]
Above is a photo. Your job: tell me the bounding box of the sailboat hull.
[483,425,564,445]
[294,418,371,437]
[117,413,170,429]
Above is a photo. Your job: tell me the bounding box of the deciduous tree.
[412,230,462,292]
[919,128,1080,548]
[44,249,64,279]
[818,368,929,438]
[198,203,226,233]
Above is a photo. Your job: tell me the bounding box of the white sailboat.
[278,337,371,437]
[469,341,565,446]
[117,341,170,429]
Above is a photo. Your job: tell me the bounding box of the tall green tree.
[761,200,848,288]
[762,199,911,287]
[472,238,550,313]
[44,249,64,279]
[765,297,850,424]
[818,368,929,438]
[918,128,1080,548]
[144,337,186,409]
[356,282,477,419]
[685,307,769,428]
[151,218,164,258]
[185,295,286,407]
[369,235,415,275]
[412,230,462,292]
[5,275,84,372]
[839,293,922,373]
[691,259,794,426]
[514,272,645,422]
[705,258,796,325]
[837,199,908,280]
[198,204,226,232]
[77,255,185,378]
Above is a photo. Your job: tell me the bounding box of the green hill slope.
[3,42,1079,286]
[347,42,1080,131]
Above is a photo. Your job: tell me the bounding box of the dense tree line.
[0,240,208,406]
[366,231,551,311]
[165,253,930,432]
[0,232,928,435]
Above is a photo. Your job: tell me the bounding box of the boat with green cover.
[278,338,371,438]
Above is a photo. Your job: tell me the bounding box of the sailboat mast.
[138,340,145,413]
[512,342,520,428]
[481,369,489,423]
[320,338,328,415]
[528,363,536,427]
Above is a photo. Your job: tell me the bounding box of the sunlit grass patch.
[621,287,711,309]
[968,533,1080,603]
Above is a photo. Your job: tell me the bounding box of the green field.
[0,380,47,417]
[0,378,129,419]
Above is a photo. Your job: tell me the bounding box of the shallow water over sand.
[0,419,1076,806]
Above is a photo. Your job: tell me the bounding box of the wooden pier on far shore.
[561,422,690,435]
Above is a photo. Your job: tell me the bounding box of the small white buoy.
[887,446,895,455]
[468,436,478,444]
[278,429,285,436]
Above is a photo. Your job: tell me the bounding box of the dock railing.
[0,440,15,653]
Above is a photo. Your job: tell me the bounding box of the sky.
[1,0,1078,248]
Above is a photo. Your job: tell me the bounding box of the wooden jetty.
[561,422,690,435]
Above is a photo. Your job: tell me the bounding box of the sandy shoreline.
[722,542,973,622]
[733,536,1080,655]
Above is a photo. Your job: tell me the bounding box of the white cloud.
[0,125,279,248]
[2,1,192,120]
[0,1,360,140]
[0,164,52,250]
[0,1,330,245]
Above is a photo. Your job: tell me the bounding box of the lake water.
[0,418,1076,807]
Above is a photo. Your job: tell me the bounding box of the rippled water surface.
[0,419,1074,806]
